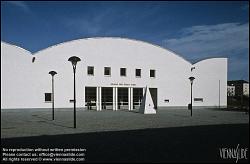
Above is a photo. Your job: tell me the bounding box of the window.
[194,98,203,102]
[85,87,97,109]
[164,99,169,103]
[135,69,141,77]
[120,68,126,76]
[104,67,111,76]
[133,88,143,108]
[150,69,156,78]
[45,93,52,102]
[87,66,94,75]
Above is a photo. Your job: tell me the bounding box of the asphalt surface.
[1,108,249,162]
[1,108,249,138]
[1,124,249,162]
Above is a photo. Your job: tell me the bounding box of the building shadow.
[32,114,74,129]
[1,124,249,163]
[32,114,51,121]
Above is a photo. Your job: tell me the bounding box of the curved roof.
[2,37,227,65]
[32,37,191,64]
[193,57,227,65]
[1,41,32,55]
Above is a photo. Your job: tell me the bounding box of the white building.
[1,37,228,110]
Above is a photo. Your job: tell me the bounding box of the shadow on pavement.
[1,124,249,163]
[32,114,74,129]
[207,107,249,113]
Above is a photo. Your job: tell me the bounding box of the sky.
[1,1,249,81]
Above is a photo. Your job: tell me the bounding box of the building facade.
[243,83,249,97]
[227,85,235,97]
[227,80,249,97]
[1,37,228,110]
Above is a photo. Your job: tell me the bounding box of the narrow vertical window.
[150,69,156,78]
[135,69,141,77]
[45,93,52,102]
[87,66,94,75]
[120,68,126,76]
[104,67,111,76]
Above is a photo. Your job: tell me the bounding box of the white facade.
[1,37,228,109]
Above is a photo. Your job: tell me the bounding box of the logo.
[219,144,248,163]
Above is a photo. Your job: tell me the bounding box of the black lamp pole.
[49,71,57,120]
[189,76,195,117]
[68,56,81,128]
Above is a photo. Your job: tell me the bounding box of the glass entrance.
[133,88,143,110]
[85,87,97,110]
[118,88,128,110]
[101,87,113,110]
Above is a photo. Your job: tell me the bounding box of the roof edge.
[1,41,32,55]
[2,38,227,66]
[193,57,228,65]
[32,37,192,65]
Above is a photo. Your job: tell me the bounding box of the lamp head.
[68,56,81,67]
[49,71,57,76]
[189,76,195,84]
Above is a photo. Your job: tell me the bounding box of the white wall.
[193,58,228,107]
[1,43,36,108]
[1,38,228,109]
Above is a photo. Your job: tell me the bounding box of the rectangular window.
[120,68,126,76]
[150,69,156,78]
[87,66,94,75]
[104,67,111,76]
[194,98,203,102]
[45,93,52,102]
[164,99,169,103]
[135,69,141,77]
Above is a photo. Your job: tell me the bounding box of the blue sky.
[1,1,249,81]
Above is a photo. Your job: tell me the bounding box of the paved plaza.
[1,108,249,138]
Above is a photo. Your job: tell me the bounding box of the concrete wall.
[1,43,37,108]
[193,58,228,107]
[1,37,228,109]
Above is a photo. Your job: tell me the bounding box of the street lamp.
[49,71,57,120]
[189,76,195,117]
[68,56,81,128]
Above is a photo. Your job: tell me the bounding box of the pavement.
[1,108,249,138]
[1,108,249,162]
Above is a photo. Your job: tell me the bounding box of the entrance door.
[149,88,157,109]
[133,88,143,110]
[101,87,113,110]
[85,87,97,110]
[118,88,128,110]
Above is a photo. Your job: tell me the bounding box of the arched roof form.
[1,41,32,57]
[33,37,192,66]
[1,38,228,109]
[1,42,36,109]
[1,42,34,69]
[193,57,227,65]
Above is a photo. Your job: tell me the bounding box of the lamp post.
[49,71,57,120]
[189,76,195,117]
[68,56,81,128]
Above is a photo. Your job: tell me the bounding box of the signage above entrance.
[111,83,136,86]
